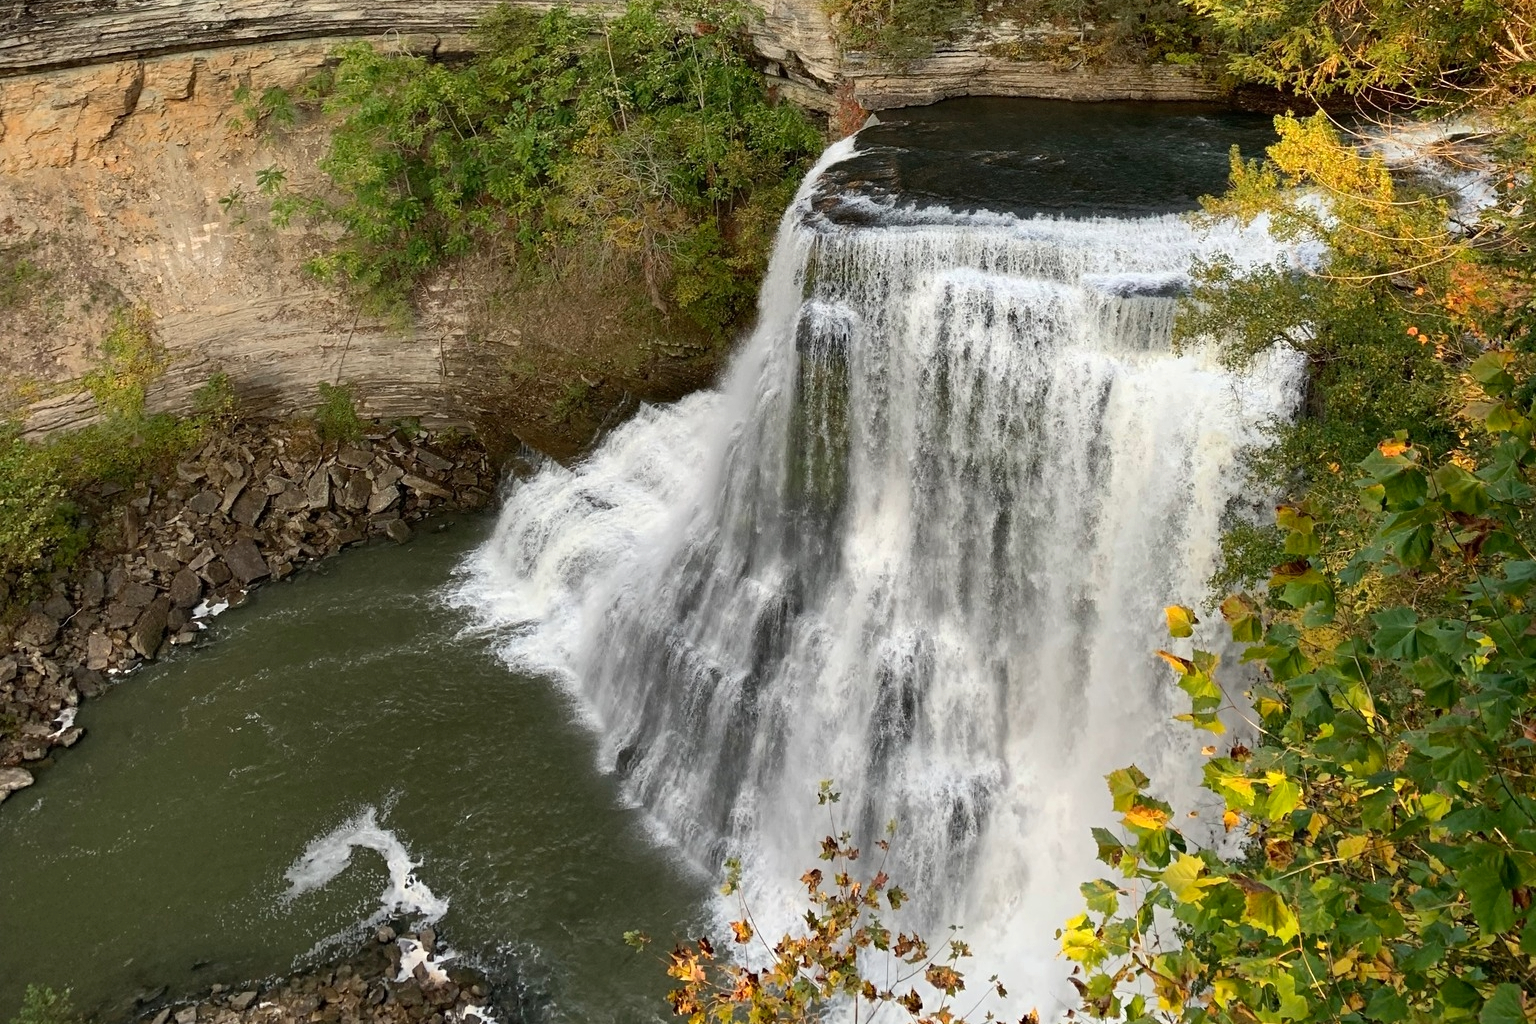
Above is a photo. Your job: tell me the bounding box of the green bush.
[8,987,77,1024]
[303,0,823,336]
[0,248,47,310]
[193,372,239,428]
[314,382,365,444]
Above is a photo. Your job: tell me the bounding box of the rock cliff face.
[0,0,1222,445]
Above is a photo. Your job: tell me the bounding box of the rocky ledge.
[131,926,502,1024]
[0,423,499,803]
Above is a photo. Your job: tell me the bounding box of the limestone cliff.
[0,0,1223,451]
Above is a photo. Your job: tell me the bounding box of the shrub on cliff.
[305,0,822,338]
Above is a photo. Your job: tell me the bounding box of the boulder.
[78,569,106,608]
[130,597,171,660]
[337,447,372,470]
[169,568,203,609]
[384,519,412,545]
[119,581,158,609]
[147,548,182,573]
[305,471,332,511]
[201,559,232,587]
[0,656,17,683]
[72,664,108,697]
[221,540,270,585]
[412,447,454,473]
[368,485,401,516]
[187,490,222,516]
[402,474,452,500]
[0,767,34,803]
[340,473,372,512]
[15,613,60,648]
[230,489,269,528]
[42,593,74,621]
[229,992,258,1012]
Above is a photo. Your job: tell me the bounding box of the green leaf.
[1465,847,1519,935]
[1080,878,1121,916]
[1478,984,1525,1024]
[1242,888,1299,942]
[1165,605,1198,638]
[1106,765,1150,813]
[1161,854,1221,904]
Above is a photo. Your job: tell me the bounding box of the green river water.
[0,518,707,1023]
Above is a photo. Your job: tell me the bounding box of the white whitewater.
[453,137,1304,1009]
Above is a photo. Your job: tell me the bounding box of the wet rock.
[167,605,190,633]
[384,520,412,545]
[175,1007,196,1024]
[130,597,171,660]
[58,727,83,747]
[229,992,258,1012]
[150,1008,172,1024]
[376,926,396,944]
[418,927,435,951]
[15,613,60,648]
[201,559,232,587]
[73,664,107,697]
[0,767,33,802]
[170,568,203,609]
[230,489,269,528]
[221,540,270,585]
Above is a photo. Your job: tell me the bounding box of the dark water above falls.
[0,98,1292,1023]
[0,520,706,1023]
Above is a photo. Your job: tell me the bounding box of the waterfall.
[452,137,1305,1008]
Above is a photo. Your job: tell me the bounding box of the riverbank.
[0,420,500,806]
[124,926,503,1024]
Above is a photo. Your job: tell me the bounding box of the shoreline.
[0,420,502,807]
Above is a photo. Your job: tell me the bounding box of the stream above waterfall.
[1,99,1293,1023]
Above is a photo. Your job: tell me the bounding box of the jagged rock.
[167,605,190,632]
[73,664,107,696]
[340,472,372,511]
[0,656,17,683]
[58,727,83,747]
[384,519,412,545]
[368,485,400,516]
[374,461,405,489]
[401,474,452,500]
[169,568,203,609]
[376,926,396,944]
[175,461,206,484]
[0,768,33,803]
[187,490,222,516]
[274,485,309,512]
[15,613,60,648]
[202,559,232,586]
[229,993,258,1012]
[337,447,372,470]
[42,593,74,621]
[230,489,269,528]
[130,597,171,660]
[78,568,106,608]
[220,478,248,515]
[147,548,182,573]
[175,1007,196,1024]
[305,471,332,510]
[221,540,270,585]
[263,475,292,496]
[119,581,158,609]
[411,448,453,473]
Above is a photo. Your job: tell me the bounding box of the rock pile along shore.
[0,423,500,802]
[131,927,502,1024]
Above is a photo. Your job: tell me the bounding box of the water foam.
[285,806,449,924]
[452,137,1305,1012]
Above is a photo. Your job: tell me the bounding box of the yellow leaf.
[1331,954,1356,978]
[1155,649,1194,674]
[1162,854,1222,904]
[1123,803,1170,831]
[1222,809,1241,832]
[1378,438,1410,457]
[1337,835,1369,860]
[1211,978,1240,1008]
[1165,605,1198,638]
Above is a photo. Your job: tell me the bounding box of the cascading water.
[453,135,1306,1008]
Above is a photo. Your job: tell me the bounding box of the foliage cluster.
[1057,3,1536,1023]
[0,247,47,310]
[0,311,205,580]
[7,987,76,1024]
[635,782,1032,1024]
[314,381,365,445]
[305,0,822,337]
